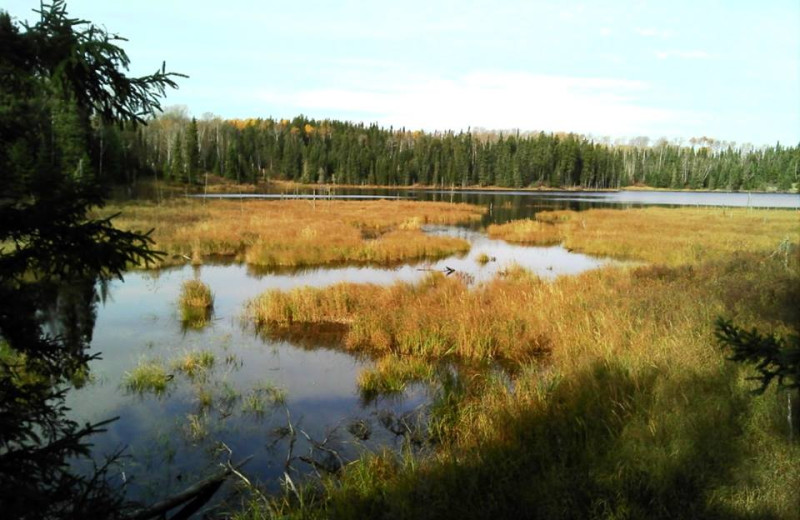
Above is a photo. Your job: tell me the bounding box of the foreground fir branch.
[0,0,181,517]
[716,318,800,393]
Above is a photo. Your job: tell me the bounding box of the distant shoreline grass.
[489,206,798,266]
[239,206,800,519]
[99,198,483,270]
[137,177,798,196]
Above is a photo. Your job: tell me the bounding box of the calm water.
[70,189,796,507]
[195,188,799,227]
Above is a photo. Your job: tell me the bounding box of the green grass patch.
[123,359,171,395]
[357,356,435,402]
[241,381,287,416]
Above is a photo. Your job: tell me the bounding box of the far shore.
[151,176,798,196]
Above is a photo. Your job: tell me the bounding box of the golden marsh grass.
[171,348,215,378]
[487,218,564,245]
[241,207,800,519]
[489,207,798,266]
[101,199,483,269]
[179,279,214,328]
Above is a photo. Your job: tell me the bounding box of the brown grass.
[179,279,214,328]
[489,207,798,266]
[487,218,564,245]
[239,206,800,518]
[248,207,798,368]
[99,198,483,269]
[249,254,797,369]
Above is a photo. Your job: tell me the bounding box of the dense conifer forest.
[96,111,799,191]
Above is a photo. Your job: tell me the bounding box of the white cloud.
[256,70,692,138]
[635,27,675,38]
[655,50,712,60]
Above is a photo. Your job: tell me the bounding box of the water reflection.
[420,226,609,283]
[67,222,611,504]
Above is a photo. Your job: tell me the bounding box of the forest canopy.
[110,111,799,191]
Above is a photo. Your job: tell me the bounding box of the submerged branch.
[123,456,252,520]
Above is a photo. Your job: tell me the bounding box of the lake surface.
[69,189,797,510]
[196,188,799,227]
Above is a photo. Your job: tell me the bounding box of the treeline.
[105,111,799,191]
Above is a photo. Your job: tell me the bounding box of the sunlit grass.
[487,218,564,245]
[357,356,435,401]
[179,279,214,329]
[99,198,483,269]
[475,252,491,265]
[238,206,800,519]
[248,271,552,364]
[490,207,799,266]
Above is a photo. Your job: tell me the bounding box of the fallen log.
[123,456,253,520]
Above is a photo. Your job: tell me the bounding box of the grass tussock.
[475,252,491,265]
[490,206,799,266]
[171,349,215,379]
[179,279,214,328]
[487,218,564,245]
[123,359,171,395]
[241,381,287,416]
[184,413,209,443]
[357,356,436,401]
[239,207,800,519]
[100,199,482,269]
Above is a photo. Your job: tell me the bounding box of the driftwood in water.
[416,266,456,276]
[123,456,252,520]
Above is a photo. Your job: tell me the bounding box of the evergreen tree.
[184,116,199,183]
[170,131,184,181]
[0,2,181,517]
[120,111,798,192]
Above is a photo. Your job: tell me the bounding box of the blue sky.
[5,0,799,145]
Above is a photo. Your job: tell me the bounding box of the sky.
[5,0,799,145]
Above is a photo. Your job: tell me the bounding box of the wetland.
[65,189,800,517]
